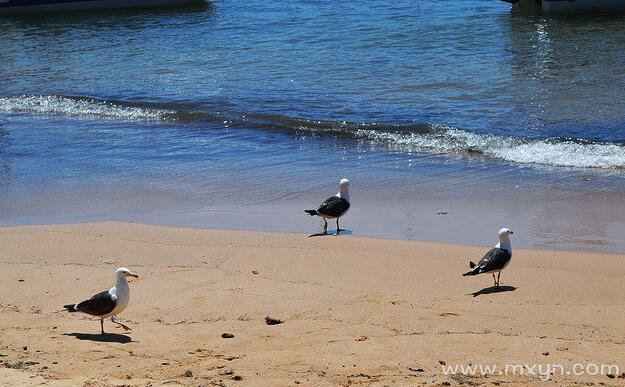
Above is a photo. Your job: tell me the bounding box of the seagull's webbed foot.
[111,317,131,331]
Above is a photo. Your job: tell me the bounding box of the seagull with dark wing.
[463,228,514,287]
[64,267,138,334]
[305,178,350,235]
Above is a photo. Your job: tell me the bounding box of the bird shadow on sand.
[308,229,353,238]
[63,332,132,343]
[469,285,517,298]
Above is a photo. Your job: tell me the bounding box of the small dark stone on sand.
[22,346,27,351]
[18,279,24,282]
[183,370,193,377]
[265,316,283,325]
[407,366,424,372]
[542,351,549,356]
[438,360,446,365]
[232,375,243,381]
[221,333,235,339]
[442,382,451,386]
[607,374,615,379]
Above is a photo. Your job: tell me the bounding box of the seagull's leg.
[323,218,328,234]
[492,273,497,287]
[100,319,105,334]
[335,218,340,235]
[496,272,501,287]
[111,316,131,331]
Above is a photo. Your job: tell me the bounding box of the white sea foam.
[2,95,624,169]
[0,95,168,121]
[360,126,625,169]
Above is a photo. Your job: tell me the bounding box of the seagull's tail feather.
[463,268,479,276]
[469,261,476,268]
[305,209,318,216]
[63,304,78,312]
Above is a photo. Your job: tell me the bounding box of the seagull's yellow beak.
[128,272,139,278]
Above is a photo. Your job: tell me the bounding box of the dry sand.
[0,222,624,386]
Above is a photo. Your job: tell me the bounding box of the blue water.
[1,1,625,251]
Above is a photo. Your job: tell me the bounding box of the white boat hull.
[0,0,203,14]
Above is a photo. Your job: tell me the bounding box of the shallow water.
[1,1,625,251]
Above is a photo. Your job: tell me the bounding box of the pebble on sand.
[265,316,283,325]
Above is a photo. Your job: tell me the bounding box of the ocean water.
[1,1,625,251]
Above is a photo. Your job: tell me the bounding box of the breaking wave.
[2,94,625,170]
[363,128,625,169]
[0,95,169,121]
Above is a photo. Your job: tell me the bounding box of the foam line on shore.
[2,94,625,169]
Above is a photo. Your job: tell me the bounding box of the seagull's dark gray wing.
[317,196,350,218]
[474,248,511,274]
[75,290,116,316]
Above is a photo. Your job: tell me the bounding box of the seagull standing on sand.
[463,228,514,287]
[64,267,139,334]
[305,178,350,235]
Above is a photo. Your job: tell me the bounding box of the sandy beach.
[0,222,624,386]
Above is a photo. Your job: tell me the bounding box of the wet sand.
[1,222,624,385]
[4,175,625,255]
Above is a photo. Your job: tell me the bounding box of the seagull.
[463,228,514,287]
[64,267,138,334]
[305,178,350,235]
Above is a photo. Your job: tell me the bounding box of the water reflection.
[505,11,625,141]
[0,1,213,31]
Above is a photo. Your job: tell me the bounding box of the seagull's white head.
[339,178,350,193]
[115,267,139,280]
[498,228,514,241]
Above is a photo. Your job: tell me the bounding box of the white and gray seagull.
[463,228,514,287]
[305,178,351,235]
[64,267,139,334]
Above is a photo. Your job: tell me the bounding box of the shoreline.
[1,222,625,385]
[4,218,625,257]
[3,185,625,254]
